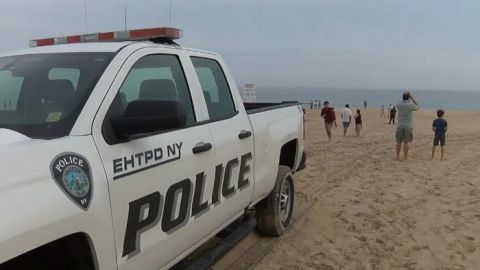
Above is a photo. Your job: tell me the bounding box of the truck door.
[92,49,218,270]
[189,55,255,222]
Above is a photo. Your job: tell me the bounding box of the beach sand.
[213,108,480,270]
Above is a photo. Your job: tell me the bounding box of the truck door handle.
[238,130,252,139]
[192,142,212,154]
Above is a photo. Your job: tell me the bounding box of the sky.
[1,0,480,91]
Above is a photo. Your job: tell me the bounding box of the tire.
[256,165,294,236]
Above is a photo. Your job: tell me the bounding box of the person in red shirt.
[320,101,337,141]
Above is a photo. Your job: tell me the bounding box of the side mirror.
[110,100,187,137]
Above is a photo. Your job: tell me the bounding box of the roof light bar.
[29,27,183,47]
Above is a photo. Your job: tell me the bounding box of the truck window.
[102,54,195,143]
[0,53,114,139]
[48,68,80,89]
[0,70,23,111]
[191,57,236,120]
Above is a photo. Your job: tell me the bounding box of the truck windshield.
[0,52,114,139]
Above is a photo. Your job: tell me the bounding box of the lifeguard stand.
[243,83,256,102]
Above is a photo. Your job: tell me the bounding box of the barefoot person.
[321,101,337,141]
[341,104,352,136]
[432,109,448,160]
[395,91,419,160]
[354,109,362,136]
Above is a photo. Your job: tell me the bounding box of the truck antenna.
[84,0,89,33]
[124,6,127,30]
[169,0,172,25]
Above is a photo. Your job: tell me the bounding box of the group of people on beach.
[320,101,363,140]
[310,99,322,109]
[318,91,448,160]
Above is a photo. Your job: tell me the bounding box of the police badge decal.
[50,153,93,211]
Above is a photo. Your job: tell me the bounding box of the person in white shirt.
[341,104,353,136]
[387,104,392,119]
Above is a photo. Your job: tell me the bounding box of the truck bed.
[243,101,299,114]
[245,102,304,202]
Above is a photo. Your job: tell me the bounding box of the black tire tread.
[256,165,294,236]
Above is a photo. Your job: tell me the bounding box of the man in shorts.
[341,104,352,136]
[321,101,337,141]
[395,91,419,160]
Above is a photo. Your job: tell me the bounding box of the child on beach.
[432,109,448,160]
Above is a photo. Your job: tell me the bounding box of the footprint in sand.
[443,224,457,233]
[426,188,441,196]
[348,223,361,233]
[295,191,307,201]
[461,236,476,253]
[448,236,477,257]
[401,216,416,229]
[354,235,367,243]
[450,251,465,260]
[468,189,480,197]
[440,199,450,205]
[350,199,361,205]
[332,211,351,224]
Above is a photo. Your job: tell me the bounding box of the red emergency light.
[30,27,183,47]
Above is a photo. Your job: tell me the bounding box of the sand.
[213,108,480,270]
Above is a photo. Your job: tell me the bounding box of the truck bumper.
[296,152,307,172]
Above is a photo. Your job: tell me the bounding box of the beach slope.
[214,108,480,270]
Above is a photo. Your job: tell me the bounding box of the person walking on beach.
[389,106,397,124]
[387,104,392,119]
[354,109,362,136]
[432,109,448,160]
[380,105,386,118]
[395,91,419,160]
[321,101,337,141]
[364,99,367,109]
[341,104,352,136]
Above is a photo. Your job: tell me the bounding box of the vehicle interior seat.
[139,79,178,101]
[43,79,75,108]
[203,90,220,118]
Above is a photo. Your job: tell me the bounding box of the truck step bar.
[182,216,256,270]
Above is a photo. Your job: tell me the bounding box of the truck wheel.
[256,165,294,236]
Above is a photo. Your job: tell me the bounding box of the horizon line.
[241,86,480,92]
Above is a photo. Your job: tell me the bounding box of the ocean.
[252,87,480,110]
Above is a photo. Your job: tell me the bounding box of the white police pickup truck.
[0,27,305,270]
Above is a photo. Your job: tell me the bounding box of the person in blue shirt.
[431,109,448,160]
